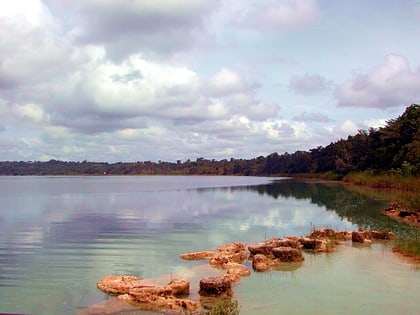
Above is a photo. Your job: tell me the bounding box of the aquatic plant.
[206,300,240,315]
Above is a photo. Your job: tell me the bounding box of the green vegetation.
[395,234,420,257]
[205,300,240,315]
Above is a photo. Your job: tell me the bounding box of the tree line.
[0,104,418,177]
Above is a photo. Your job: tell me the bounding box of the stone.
[167,278,190,296]
[223,262,251,279]
[179,251,215,260]
[299,238,322,251]
[199,275,233,297]
[252,254,271,272]
[97,275,145,295]
[352,231,370,243]
[272,247,304,262]
[129,286,173,303]
[368,231,396,240]
[217,242,245,254]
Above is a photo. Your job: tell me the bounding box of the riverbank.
[293,172,420,259]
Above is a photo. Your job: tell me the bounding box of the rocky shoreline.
[382,202,420,227]
[86,228,395,314]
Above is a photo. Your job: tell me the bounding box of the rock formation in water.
[94,228,397,314]
[96,275,200,314]
[199,275,233,297]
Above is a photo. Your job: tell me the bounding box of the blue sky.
[0,0,419,162]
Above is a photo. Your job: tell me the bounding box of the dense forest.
[0,104,418,177]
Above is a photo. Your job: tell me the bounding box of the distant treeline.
[1,104,419,177]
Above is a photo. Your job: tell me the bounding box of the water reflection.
[0,176,418,315]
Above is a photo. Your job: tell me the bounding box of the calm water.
[0,176,418,315]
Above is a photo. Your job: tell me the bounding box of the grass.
[394,233,420,258]
[341,172,420,259]
[206,300,240,315]
[343,172,420,210]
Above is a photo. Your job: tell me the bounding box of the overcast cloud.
[0,0,419,162]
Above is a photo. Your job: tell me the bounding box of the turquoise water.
[0,176,418,315]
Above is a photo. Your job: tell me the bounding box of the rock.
[248,242,276,256]
[129,286,173,303]
[276,237,301,248]
[217,242,245,254]
[167,278,190,296]
[128,286,200,313]
[252,254,271,272]
[209,254,230,267]
[352,231,371,243]
[179,251,215,260]
[97,276,198,314]
[308,228,336,239]
[216,242,247,263]
[299,237,326,251]
[272,247,304,262]
[223,262,251,279]
[199,275,233,297]
[368,231,396,240]
[97,275,145,295]
[335,231,352,240]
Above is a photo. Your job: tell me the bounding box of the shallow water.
[0,176,418,315]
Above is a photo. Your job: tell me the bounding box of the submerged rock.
[252,254,272,272]
[93,228,397,313]
[368,231,396,240]
[272,247,305,262]
[179,251,215,260]
[299,237,330,252]
[97,275,145,295]
[352,231,372,243]
[97,276,199,314]
[199,275,233,297]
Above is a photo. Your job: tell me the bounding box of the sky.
[0,0,419,162]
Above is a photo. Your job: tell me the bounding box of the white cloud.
[207,68,246,96]
[50,0,220,60]
[335,55,420,108]
[289,73,330,95]
[247,0,320,31]
[339,120,359,135]
[13,103,48,123]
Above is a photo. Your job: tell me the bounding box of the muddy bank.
[382,202,420,227]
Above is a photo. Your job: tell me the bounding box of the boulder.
[252,254,271,272]
[275,237,301,248]
[272,247,304,262]
[248,242,276,256]
[352,231,371,243]
[97,276,198,314]
[199,275,233,297]
[299,237,328,251]
[368,231,396,240]
[223,262,251,276]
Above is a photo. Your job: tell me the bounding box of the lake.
[0,176,418,315]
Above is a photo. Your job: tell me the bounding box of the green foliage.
[395,233,420,256]
[205,300,240,315]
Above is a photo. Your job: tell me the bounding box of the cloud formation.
[289,73,330,95]
[335,55,420,108]
[0,1,419,162]
[247,0,320,31]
